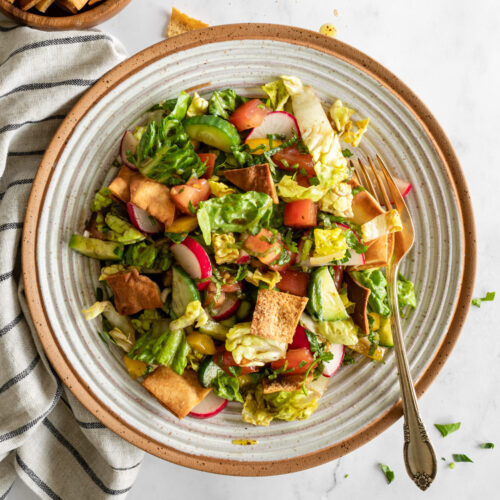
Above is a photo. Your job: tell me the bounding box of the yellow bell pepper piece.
[167,216,198,233]
[123,355,147,379]
[350,337,385,362]
[187,332,216,355]
[368,312,381,331]
[245,137,282,155]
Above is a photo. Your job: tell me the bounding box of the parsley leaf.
[449,462,455,469]
[452,454,473,463]
[342,148,353,158]
[480,442,494,449]
[379,464,394,484]
[351,185,365,195]
[472,291,495,307]
[228,365,242,377]
[435,422,461,437]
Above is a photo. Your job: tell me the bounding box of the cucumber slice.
[198,356,224,388]
[199,319,228,341]
[69,234,123,261]
[220,316,236,328]
[307,267,349,321]
[183,115,241,152]
[378,316,394,347]
[236,300,251,321]
[171,265,200,317]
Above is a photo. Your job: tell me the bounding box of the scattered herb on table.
[472,291,495,307]
[480,442,494,449]
[435,422,461,437]
[449,462,455,469]
[379,464,394,484]
[452,454,473,463]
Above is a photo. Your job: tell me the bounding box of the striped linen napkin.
[0,22,145,499]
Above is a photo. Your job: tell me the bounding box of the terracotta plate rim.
[21,23,476,476]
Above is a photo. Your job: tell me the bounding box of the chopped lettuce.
[242,384,320,426]
[99,264,131,281]
[104,214,146,245]
[261,79,290,111]
[167,90,192,121]
[186,92,208,117]
[90,187,113,212]
[276,175,330,202]
[212,371,243,403]
[312,227,348,259]
[123,241,171,271]
[131,309,162,336]
[397,273,417,310]
[82,301,135,351]
[212,233,240,264]
[351,269,390,317]
[342,118,370,147]
[169,300,208,331]
[208,89,245,119]
[329,99,354,133]
[225,323,287,367]
[318,182,354,218]
[196,192,273,245]
[208,178,236,197]
[245,268,282,289]
[361,209,402,242]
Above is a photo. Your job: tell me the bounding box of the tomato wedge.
[284,199,317,228]
[229,99,270,131]
[215,346,258,375]
[276,269,310,296]
[271,348,315,375]
[198,153,216,179]
[269,249,297,272]
[243,228,282,265]
[170,178,210,215]
[273,146,316,177]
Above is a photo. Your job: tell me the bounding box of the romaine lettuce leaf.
[342,118,370,147]
[208,89,245,119]
[329,99,354,133]
[397,273,417,310]
[276,175,330,202]
[90,187,113,212]
[208,178,236,197]
[123,241,172,271]
[212,371,243,403]
[130,309,162,335]
[225,323,287,367]
[186,92,208,117]
[212,233,240,264]
[196,192,273,245]
[318,182,354,218]
[167,90,192,121]
[245,269,282,289]
[261,79,290,111]
[361,209,402,242]
[169,300,208,331]
[351,269,390,317]
[312,227,348,259]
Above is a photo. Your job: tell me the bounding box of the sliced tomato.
[229,99,271,131]
[269,250,298,272]
[270,348,314,375]
[243,228,282,265]
[198,153,216,179]
[296,174,310,187]
[284,199,317,228]
[276,269,310,296]
[273,146,316,177]
[215,346,258,375]
[170,178,210,215]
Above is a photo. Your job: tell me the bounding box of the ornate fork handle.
[387,262,437,491]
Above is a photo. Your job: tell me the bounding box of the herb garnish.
[379,464,394,484]
[301,330,334,394]
[452,454,473,463]
[342,148,353,158]
[472,291,495,307]
[434,422,461,437]
[480,442,494,449]
[449,463,455,469]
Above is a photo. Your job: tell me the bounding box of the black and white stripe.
[0,355,40,395]
[0,114,65,136]
[0,312,23,337]
[0,79,96,100]
[0,178,34,201]
[16,454,62,500]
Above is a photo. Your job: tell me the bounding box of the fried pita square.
[35,0,55,12]
[18,0,39,9]
[224,163,279,203]
[262,373,314,394]
[108,165,141,203]
[142,367,211,419]
[166,7,209,37]
[251,289,308,344]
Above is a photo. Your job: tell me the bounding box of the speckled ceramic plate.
[22,24,475,475]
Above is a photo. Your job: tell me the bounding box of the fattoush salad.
[70,76,417,425]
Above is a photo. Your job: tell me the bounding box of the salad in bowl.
[70,76,416,425]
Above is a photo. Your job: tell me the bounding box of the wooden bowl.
[0,0,131,30]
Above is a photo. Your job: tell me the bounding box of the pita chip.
[224,163,279,203]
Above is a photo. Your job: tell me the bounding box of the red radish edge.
[211,294,240,321]
[189,392,228,419]
[246,111,300,141]
[322,344,345,377]
[336,222,366,266]
[120,130,138,170]
[236,250,250,264]
[126,203,162,234]
[290,325,310,350]
[170,236,212,290]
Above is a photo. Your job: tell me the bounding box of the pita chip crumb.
[166,7,209,37]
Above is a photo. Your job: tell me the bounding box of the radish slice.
[236,250,250,264]
[246,111,300,141]
[335,222,365,267]
[189,392,228,419]
[120,131,139,169]
[322,344,345,377]
[170,236,212,290]
[126,203,162,234]
[394,177,412,198]
[211,294,240,320]
[290,325,310,350]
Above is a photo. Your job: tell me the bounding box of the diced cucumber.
[183,115,241,152]
[307,266,349,321]
[69,234,123,261]
[199,319,228,341]
[378,316,394,347]
[198,356,225,388]
[220,316,236,328]
[171,265,200,317]
[236,300,251,321]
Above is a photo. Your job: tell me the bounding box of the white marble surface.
[4,0,500,498]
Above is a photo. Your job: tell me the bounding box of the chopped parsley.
[379,464,394,484]
[342,148,353,158]
[434,422,461,437]
[449,462,455,469]
[452,454,473,463]
[480,442,494,449]
[351,185,366,195]
[472,291,495,307]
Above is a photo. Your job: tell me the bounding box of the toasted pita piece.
[18,0,39,9]
[350,188,384,226]
[35,0,55,12]
[55,0,88,12]
[129,176,175,227]
[344,272,371,335]
[224,164,279,203]
[350,233,393,271]
[108,165,140,203]
[166,7,209,37]
[105,269,163,315]
[88,0,102,4]
[262,373,314,394]
[142,367,211,419]
[251,289,308,344]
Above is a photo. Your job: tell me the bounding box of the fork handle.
[387,264,437,490]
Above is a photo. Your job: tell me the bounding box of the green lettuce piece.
[212,371,244,403]
[169,300,208,331]
[168,90,192,121]
[90,187,113,212]
[131,309,162,336]
[99,264,130,281]
[124,242,172,271]
[128,319,177,366]
[196,192,273,245]
[208,89,245,119]
[261,79,290,111]
[104,214,146,245]
[242,384,319,426]
[397,273,417,310]
[276,175,330,202]
[186,92,208,117]
[225,322,286,366]
[351,268,390,317]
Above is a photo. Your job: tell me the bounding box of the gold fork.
[356,155,437,491]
